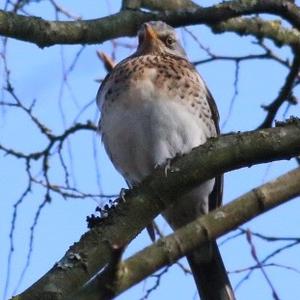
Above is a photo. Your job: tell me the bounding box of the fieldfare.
[97,21,234,300]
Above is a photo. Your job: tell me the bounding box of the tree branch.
[13,119,300,300]
[212,17,300,50]
[259,55,300,129]
[73,167,300,300]
[122,0,199,11]
[1,1,300,47]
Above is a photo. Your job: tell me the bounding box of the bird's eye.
[165,36,175,47]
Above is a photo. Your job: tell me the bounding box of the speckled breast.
[98,53,216,136]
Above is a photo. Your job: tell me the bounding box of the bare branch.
[14,119,300,300]
[73,167,300,300]
[49,0,81,20]
[1,1,300,47]
[245,230,280,300]
[259,55,300,129]
[213,17,300,50]
[122,0,199,11]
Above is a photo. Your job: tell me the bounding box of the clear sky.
[1,1,300,300]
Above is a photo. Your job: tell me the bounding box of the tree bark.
[1,1,300,47]
[72,167,300,300]
[13,119,300,300]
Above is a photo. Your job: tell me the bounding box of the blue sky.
[1,1,300,299]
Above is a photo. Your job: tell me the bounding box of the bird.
[97,21,235,300]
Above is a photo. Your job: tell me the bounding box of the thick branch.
[212,17,300,50]
[74,167,300,300]
[122,0,199,10]
[14,119,300,300]
[1,1,300,47]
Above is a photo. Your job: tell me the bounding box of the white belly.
[99,67,216,227]
[101,93,209,185]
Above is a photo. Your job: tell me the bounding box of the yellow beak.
[144,23,158,42]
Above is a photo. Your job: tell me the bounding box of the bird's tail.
[186,240,235,300]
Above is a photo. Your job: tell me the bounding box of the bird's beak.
[144,23,158,42]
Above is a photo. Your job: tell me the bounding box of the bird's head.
[136,21,187,58]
